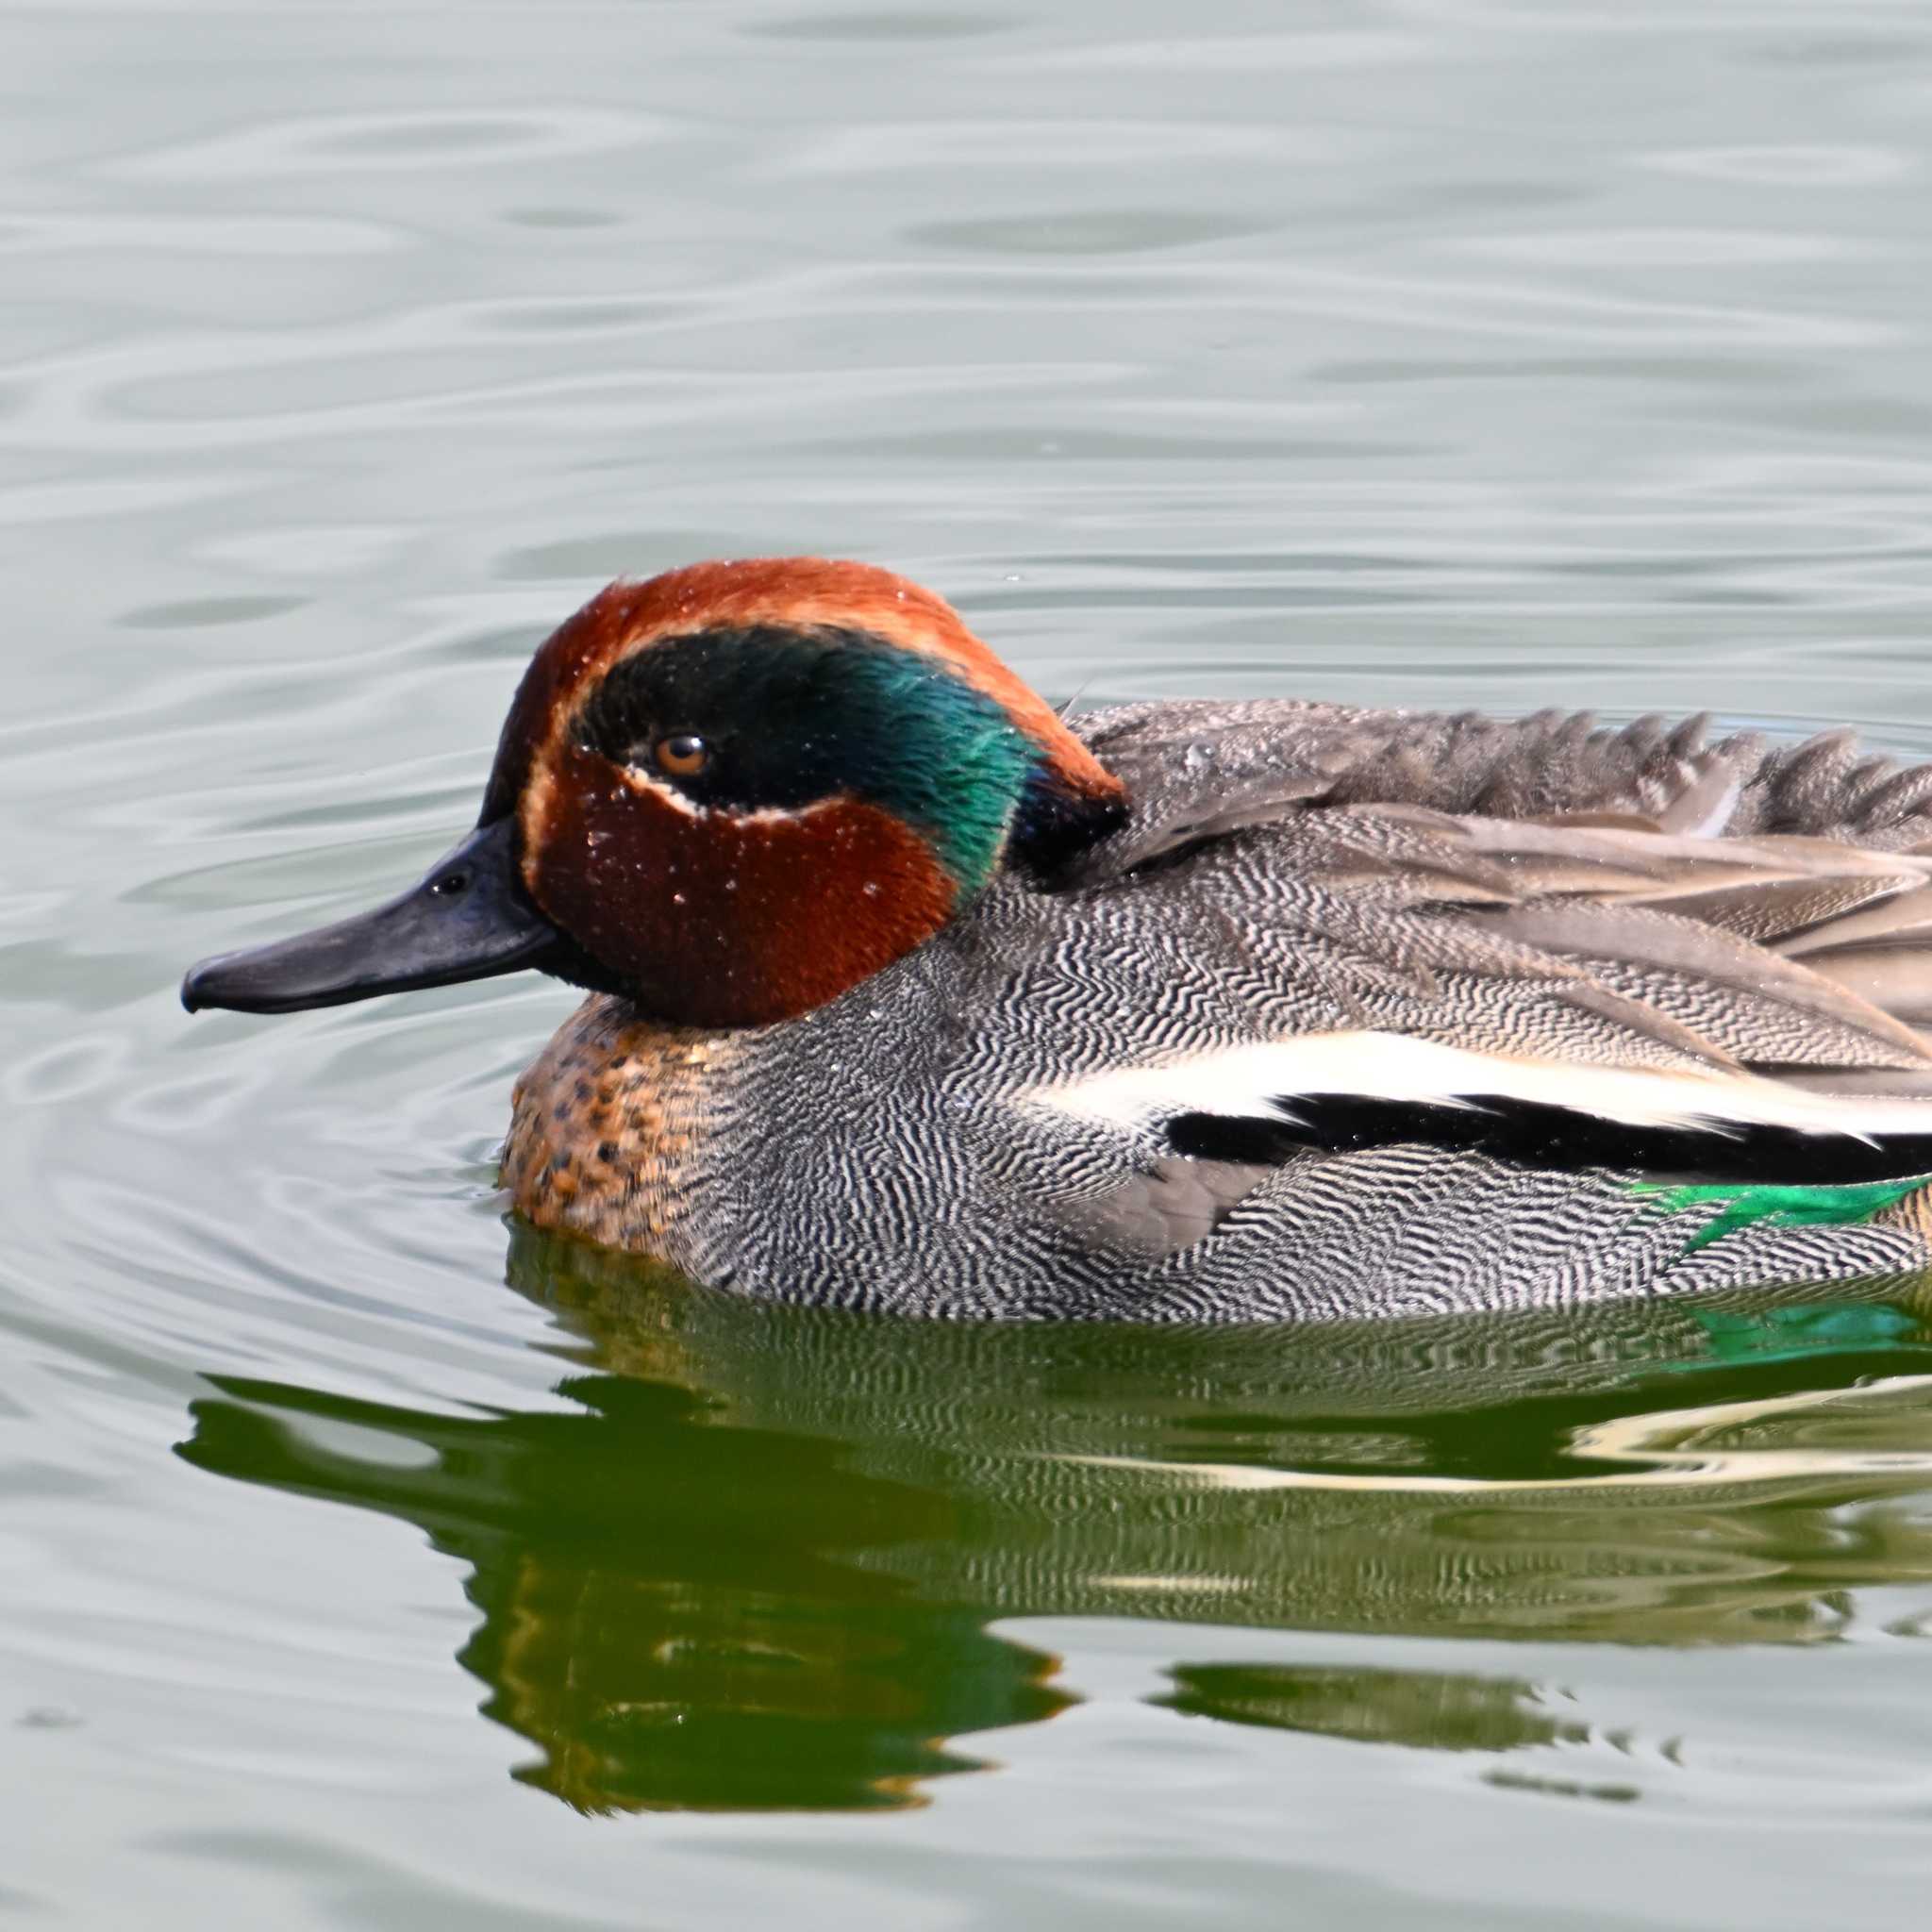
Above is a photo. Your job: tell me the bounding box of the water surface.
[7,1,1932,1924]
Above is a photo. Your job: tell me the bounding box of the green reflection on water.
[1156,1663,1587,1755]
[177,1230,1932,1815]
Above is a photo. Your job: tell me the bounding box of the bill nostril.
[430,867,472,898]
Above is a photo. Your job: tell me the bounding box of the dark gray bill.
[181,818,558,1015]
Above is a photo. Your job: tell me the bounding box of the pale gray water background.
[8,0,1932,1924]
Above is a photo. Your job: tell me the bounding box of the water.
[7,0,1932,1923]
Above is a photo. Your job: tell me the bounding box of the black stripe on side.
[1165,1092,1932,1187]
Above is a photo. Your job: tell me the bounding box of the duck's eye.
[654,732,710,779]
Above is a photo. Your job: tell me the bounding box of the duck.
[182,556,1932,1322]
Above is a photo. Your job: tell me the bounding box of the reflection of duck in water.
[187,558,1932,1317]
[178,1233,1932,1812]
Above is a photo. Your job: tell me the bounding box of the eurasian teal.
[184,558,1932,1320]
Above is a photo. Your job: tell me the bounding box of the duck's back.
[508,698,1932,1320]
[1078,698,1932,862]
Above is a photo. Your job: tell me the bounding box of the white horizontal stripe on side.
[1020,1031,1932,1144]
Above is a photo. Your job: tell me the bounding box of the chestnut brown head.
[183,558,1127,1028]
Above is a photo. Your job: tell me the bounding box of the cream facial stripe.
[615,764,705,816]
[1021,1031,1932,1143]
[610,764,850,825]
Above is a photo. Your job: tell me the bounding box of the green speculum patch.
[1633,1176,1932,1254]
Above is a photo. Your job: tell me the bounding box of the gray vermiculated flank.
[622,699,1932,1319]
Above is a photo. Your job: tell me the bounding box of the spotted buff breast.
[186,558,1932,1320]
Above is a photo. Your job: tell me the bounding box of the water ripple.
[114,106,666,181]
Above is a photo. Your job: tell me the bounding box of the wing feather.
[991,702,1932,1251]
[1070,698,1932,882]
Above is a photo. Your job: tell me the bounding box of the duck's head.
[182,558,1128,1028]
